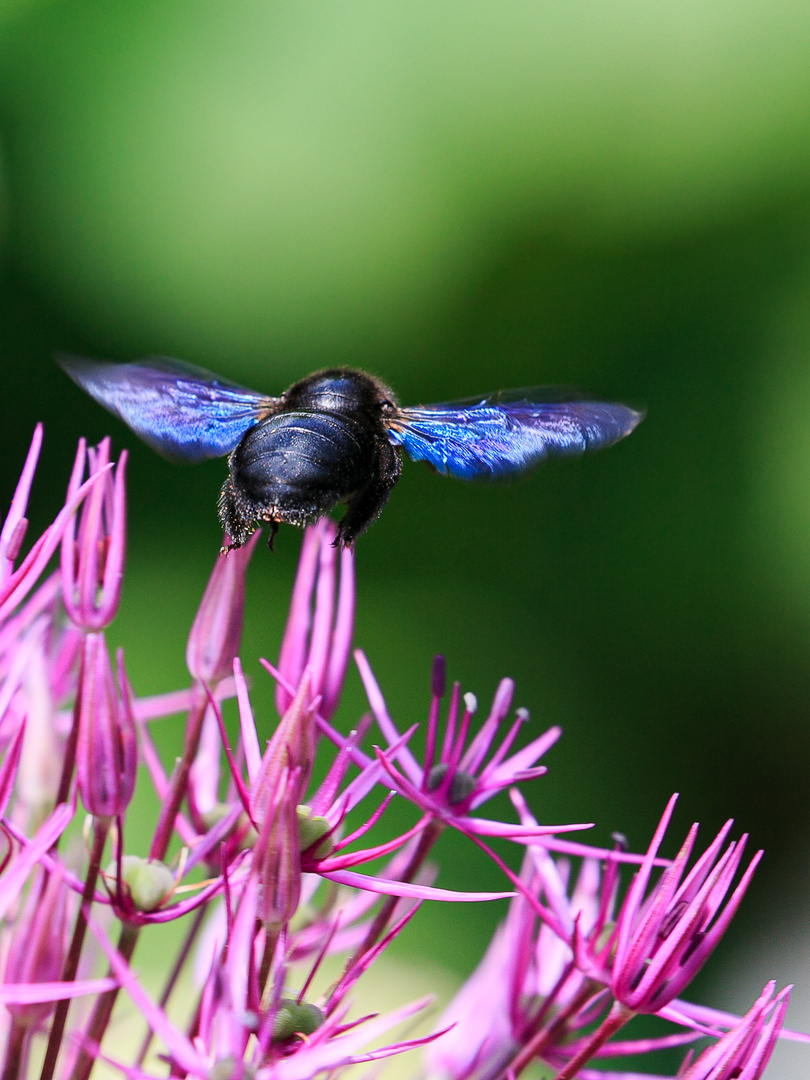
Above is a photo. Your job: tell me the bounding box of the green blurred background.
[1,0,810,1068]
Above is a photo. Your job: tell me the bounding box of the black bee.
[57,356,643,548]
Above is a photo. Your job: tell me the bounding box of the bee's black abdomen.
[236,410,375,511]
[219,369,401,547]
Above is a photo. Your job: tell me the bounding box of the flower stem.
[475,980,600,1080]
[135,902,208,1068]
[39,817,110,1080]
[149,690,207,862]
[1,1021,27,1080]
[68,921,140,1080]
[53,667,83,811]
[258,925,280,997]
[550,1000,632,1080]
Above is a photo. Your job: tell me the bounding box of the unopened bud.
[61,438,127,630]
[272,999,324,1041]
[297,805,333,858]
[76,635,137,819]
[109,855,175,912]
[254,767,301,930]
[186,532,259,682]
[431,655,446,699]
[275,521,355,721]
[253,671,316,819]
[5,869,68,1026]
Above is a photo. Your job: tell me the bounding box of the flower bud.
[76,634,137,819]
[275,520,354,720]
[186,532,259,683]
[4,868,69,1027]
[297,805,333,858]
[254,766,302,931]
[271,999,324,1041]
[109,855,175,912]
[60,438,127,630]
[253,671,316,820]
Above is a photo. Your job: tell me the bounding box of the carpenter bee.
[57,356,643,548]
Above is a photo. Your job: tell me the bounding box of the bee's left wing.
[386,390,644,480]
[57,355,278,463]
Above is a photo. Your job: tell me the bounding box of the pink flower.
[186,531,259,683]
[60,437,127,630]
[678,982,791,1079]
[274,518,355,721]
[3,868,69,1028]
[75,634,137,820]
[606,794,761,1014]
[0,429,804,1080]
[355,652,587,846]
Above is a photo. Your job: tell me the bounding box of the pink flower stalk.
[252,763,302,931]
[75,634,137,820]
[274,518,354,720]
[3,867,69,1028]
[0,426,43,584]
[186,530,259,683]
[60,437,127,630]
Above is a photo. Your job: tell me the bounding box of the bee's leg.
[266,519,279,552]
[335,442,401,546]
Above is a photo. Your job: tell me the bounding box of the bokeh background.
[1,1,810,1073]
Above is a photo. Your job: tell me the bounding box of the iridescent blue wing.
[57,355,277,463]
[387,389,644,480]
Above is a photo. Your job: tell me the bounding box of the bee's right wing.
[387,390,643,480]
[57,355,278,463]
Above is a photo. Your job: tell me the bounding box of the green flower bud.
[297,805,334,858]
[108,855,175,912]
[272,999,324,1041]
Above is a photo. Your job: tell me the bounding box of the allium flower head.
[677,982,791,1080]
[354,650,586,847]
[0,428,804,1080]
[605,794,762,1014]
